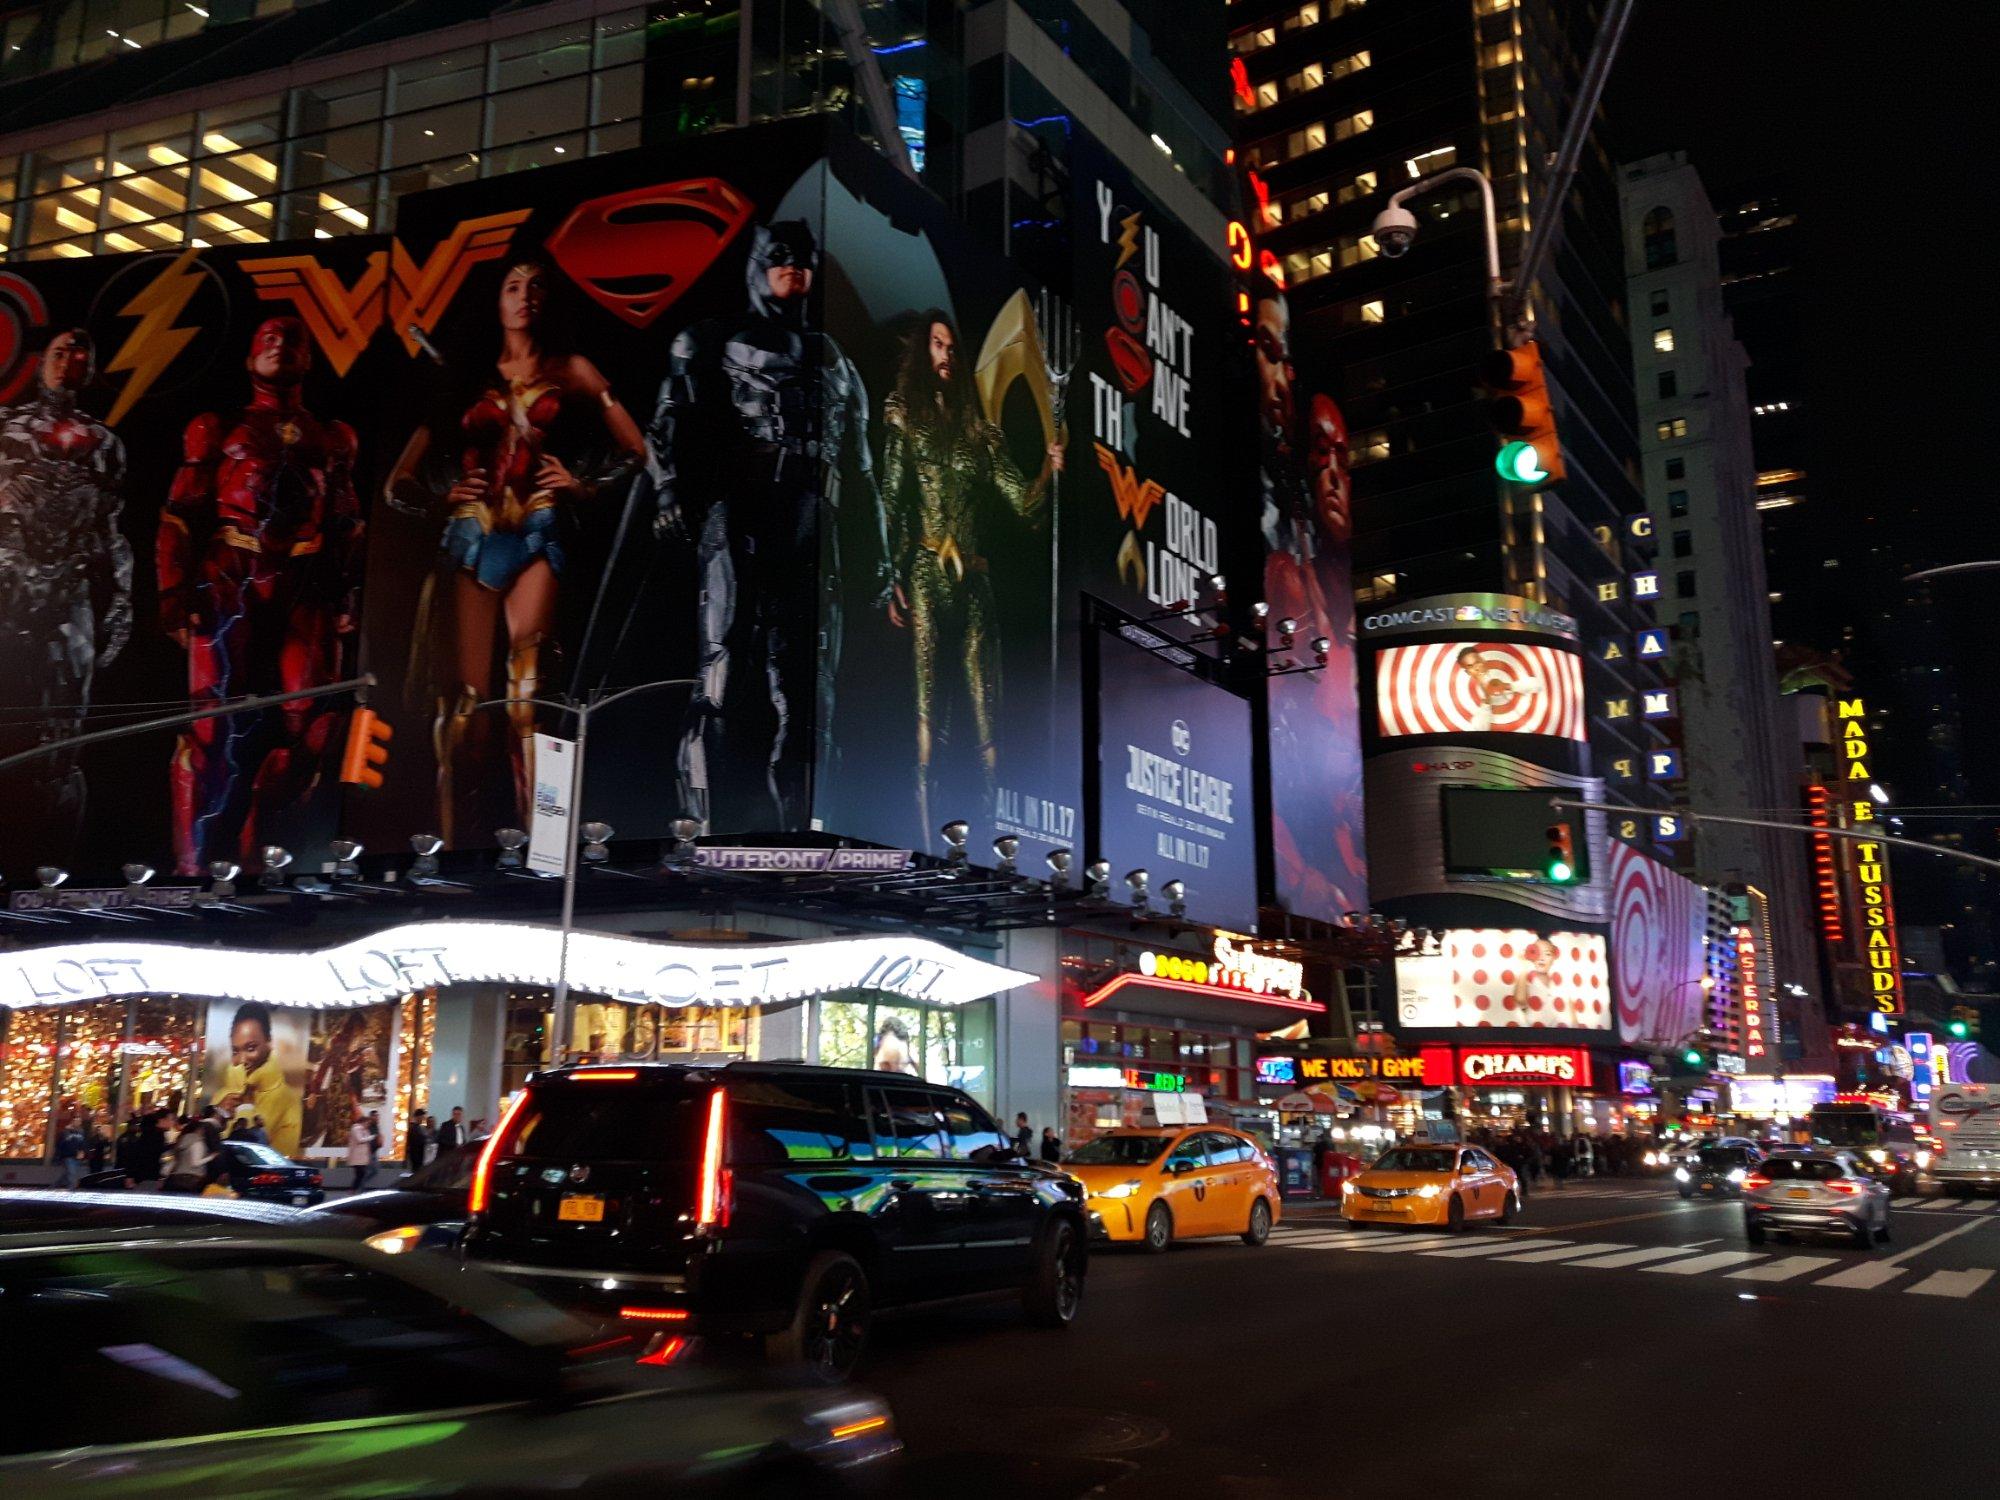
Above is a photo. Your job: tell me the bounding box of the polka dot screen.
[1440,929,1610,1029]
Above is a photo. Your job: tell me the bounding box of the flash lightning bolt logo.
[1115,210,1142,271]
[105,249,205,426]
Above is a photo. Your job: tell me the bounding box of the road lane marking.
[1728,1255,1838,1283]
[1487,1242,1633,1264]
[1646,1250,1765,1276]
[1907,1269,1995,1298]
[1513,1203,1734,1236]
[1950,1200,1995,1213]
[1815,1262,1904,1290]
[1878,1215,1990,1264]
[1561,1242,1718,1269]
[1331,1234,1464,1253]
[1416,1238,1573,1259]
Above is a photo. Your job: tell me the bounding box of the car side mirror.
[1168,1158,1195,1175]
[1460,1165,1478,1176]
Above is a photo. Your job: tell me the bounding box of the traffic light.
[1544,822,1578,884]
[339,708,393,788]
[1948,1005,1979,1040]
[1481,341,1565,487]
[1681,1046,1706,1069]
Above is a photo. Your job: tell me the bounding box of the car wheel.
[1746,1221,1766,1246]
[1143,1202,1173,1253]
[1445,1194,1465,1233]
[1678,1187,1693,1199]
[1499,1191,1519,1226]
[1851,1219,1875,1251]
[1242,1197,1273,1246]
[1024,1219,1085,1328]
[1875,1218,1892,1244]
[769,1250,870,1383]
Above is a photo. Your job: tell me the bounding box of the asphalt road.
[861,1177,2000,1499]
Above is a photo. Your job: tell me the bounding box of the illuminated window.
[1289,190,1330,221]
[1477,0,1518,11]
[1335,169,1377,204]
[1335,232,1377,267]
[1356,572,1401,603]
[1406,145,1455,179]
[1480,39,1519,70]
[1652,327,1675,353]
[1655,418,1688,441]
[1361,299,1384,323]
[1290,63,1324,94]
[1287,122,1329,156]
[1330,110,1372,142]
[1282,1,1323,30]
[1350,428,1391,465]
[1327,50,1371,82]
[1256,80,1280,108]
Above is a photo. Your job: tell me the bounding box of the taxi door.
[1159,1132,1215,1236]
[1464,1148,1502,1215]
[1199,1132,1253,1231]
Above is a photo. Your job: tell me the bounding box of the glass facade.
[0,9,644,259]
[0,0,302,84]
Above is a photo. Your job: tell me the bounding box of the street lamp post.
[1379,166,1507,333]
[474,678,697,1069]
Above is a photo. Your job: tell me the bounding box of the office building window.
[1678,610,1701,639]
[1652,327,1675,353]
[1335,168,1377,204]
[1668,489,1689,518]
[1327,50,1371,82]
[1288,190,1330,222]
[1643,206,1677,268]
[1350,428,1390,465]
[1665,457,1685,480]
[1360,298,1384,323]
[1672,530,1693,559]
[1649,289,1669,316]
[1675,571,1697,599]
[1286,122,1329,156]
[1657,370,1678,399]
[6,9,649,261]
[1655,418,1688,441]
[1406,145,1455,179]
[1331,110,1373,143]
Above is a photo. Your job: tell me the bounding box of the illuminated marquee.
[1295,1053,1425,1082]
[1421,1044,1593,1087]
[1806,783,1845,943]
[1736,923,1766,1063]
[1836,697,1903,1015]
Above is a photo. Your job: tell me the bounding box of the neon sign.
[1835,697,1902,1015]
[1736,923,1766,1063]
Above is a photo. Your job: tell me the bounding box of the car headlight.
[1728,1168,1747,1184]
[363,1225,427,1255]
[1867,1149,1889,1165]
[1099,1180,1143,1200]
[1917,1150,1933,1169]
[1341,1179,1358,1195]
[1643,1151,1659,1167]
[1415,1183,1442,1198]
[1674,1167,1690,1182]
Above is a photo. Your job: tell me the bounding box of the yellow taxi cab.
[1063,1126,1280,1252]
[1340,1143,1521,1231]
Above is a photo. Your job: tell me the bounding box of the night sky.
[1611,2,1997,952]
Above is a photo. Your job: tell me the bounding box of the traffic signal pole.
[0,676,375,778]
[1549,798,2000,877]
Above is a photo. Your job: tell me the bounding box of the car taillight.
[470,1091,531,1215]
[696,1085,731,1231]
[251,1172,285,1186]
[308,1172,323,1186]
[1826,1180,1862,1195]
[1744,1173,1771,1190]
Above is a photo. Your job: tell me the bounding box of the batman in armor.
[639,220,885,831]
[0,329,133,857]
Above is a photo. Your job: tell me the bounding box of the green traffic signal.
[1495,440,1549,484]
[1949,1019,1970,1038]
[1547,859,1574,882]
[1682,1048,1704,1067]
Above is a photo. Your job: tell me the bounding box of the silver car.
[1743,1150,1891,1249]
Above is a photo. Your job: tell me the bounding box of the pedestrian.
[406,1109,433,1174]
[52,1110,87,1190]
[436,1105,469,1154]
[1012,1112,1033,1157]
[114,1114,143,1183]
[85,1110,111,1173]
[132,1109,170,1187]
[345,1107,374,1192]
[1548,1138,1570,1190]
[164,1113,214,1193]
[1041,1125,1062,1163]
[367,1110,383,1175]
[227,1116,251,1141]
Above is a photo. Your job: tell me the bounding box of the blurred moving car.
[1676,1142,1764,1199]
[1808,1100,1921,1196]
[299,1141,477,1253]
[0,1189,323,1235]
[1340,1144,1521,1231]
[1063,1126,1280,1251]
[214,1139,326,1205]
[1742,1151,1892,1248]
[464,1062,1088,1380]
[0,1231,898,1498]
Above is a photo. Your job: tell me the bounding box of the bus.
[1806,1099,1920,1194]
[1927,1084,2000,1196]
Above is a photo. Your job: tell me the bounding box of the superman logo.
[544,178,755,328]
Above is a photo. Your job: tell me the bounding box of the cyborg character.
[0,329,132,854]
[880,312,1060,841]
[638,220,884,831]
[158,315,362,876]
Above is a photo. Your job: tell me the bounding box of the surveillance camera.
[1371,204,1418,258]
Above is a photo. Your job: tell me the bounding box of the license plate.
[558,1194,606,1222]
[1786,1188,1810,1200]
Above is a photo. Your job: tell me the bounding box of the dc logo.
[1170,720,1191,756]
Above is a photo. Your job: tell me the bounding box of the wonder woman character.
[881,312,1061,842]
[388,261,644,844]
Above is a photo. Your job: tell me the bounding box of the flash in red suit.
[157,315,361,876]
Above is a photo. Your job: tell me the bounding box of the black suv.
[462,1062,1088,1377]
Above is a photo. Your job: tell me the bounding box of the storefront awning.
[0,921,1033,1011]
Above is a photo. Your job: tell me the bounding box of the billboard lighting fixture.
[494,827,529,870]
[205,860,240,900]
[1161,879,1187,919]
[409,834,443,880]
[940,820,970,874]
[1084,860,1111,898]
[122,863,155,892]
[1125,868,1151,912]
[259,845,292,888]
[330,839,363,880]
[661,819,699,874]
[1045,848,1073,890]
[581,823,614,863]
[992,835,1021,875]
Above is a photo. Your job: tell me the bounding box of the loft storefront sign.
[0,922,1032,1011]
[1421,1043,1593,1088]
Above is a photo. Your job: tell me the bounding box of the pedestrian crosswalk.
[1522,1184,2000,1214]
[1270,1223,1998,1298]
